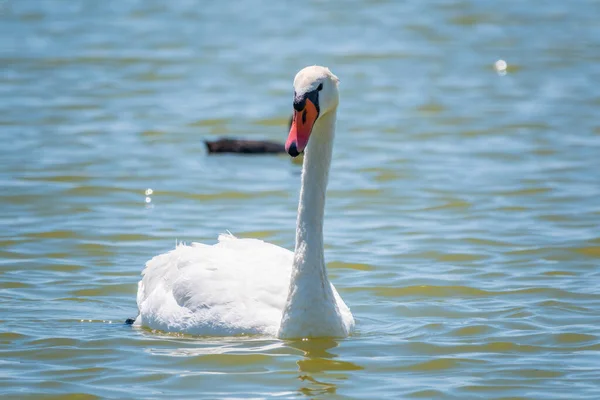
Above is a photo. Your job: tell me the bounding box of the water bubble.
[145,197,152,204]
[145,188,153,196]
[495,59,507,76]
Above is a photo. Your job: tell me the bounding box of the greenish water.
[2,0,600,398]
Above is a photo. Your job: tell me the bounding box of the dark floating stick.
[204,117,293,155]
[204,138,285,154]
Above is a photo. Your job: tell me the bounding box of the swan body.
[134,66,355,338]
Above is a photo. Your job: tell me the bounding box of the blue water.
[1,0,600,398]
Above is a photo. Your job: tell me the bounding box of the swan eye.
[317,83,323,91]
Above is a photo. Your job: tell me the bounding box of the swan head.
[285,66,339,157]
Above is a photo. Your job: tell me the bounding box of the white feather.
[135,234,352,337]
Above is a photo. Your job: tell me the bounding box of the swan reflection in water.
[140,331,363,398]
[287,338,363,397]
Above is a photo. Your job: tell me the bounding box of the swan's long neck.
[293,110,336,277]
[279,109,344,338]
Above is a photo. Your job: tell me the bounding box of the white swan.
[133,66,354,339]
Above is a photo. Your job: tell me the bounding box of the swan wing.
[135,234,293,336]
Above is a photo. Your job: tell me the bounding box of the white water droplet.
[145,197,152,203]
[495,59,507,76]
[145,188,153,196]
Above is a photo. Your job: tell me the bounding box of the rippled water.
[2,0,600,398]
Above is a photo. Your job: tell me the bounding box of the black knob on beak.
[287,142,300,157]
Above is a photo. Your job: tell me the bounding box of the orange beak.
[285,98,319,157]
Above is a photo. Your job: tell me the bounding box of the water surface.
[2,0,600,398]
